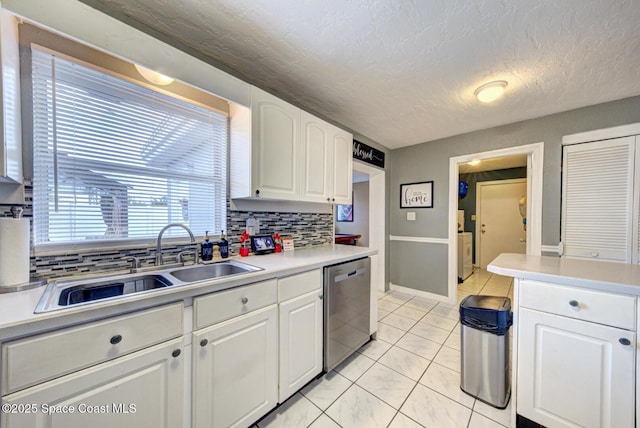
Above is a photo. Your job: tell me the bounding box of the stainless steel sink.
[35,260,263,313]
[168,260,262,283]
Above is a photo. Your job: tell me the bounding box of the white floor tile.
[377,308,391,321]
[403,298,437,312]
[257,393,321,428]
[434,345,461,372]
[380,313,419,331]
[377,322,406,344]
[395,333,441,360]
[393,305,427,321]
[378,299,401,313]
[388,412,425,428]
[469,412,509,428]
[420,313,458,331]
[419,362,475,408]
[409,322,450,344]
[308,413,341,428]
[401,384,472,427]
[473,397,512,427]
[356,362,417,409]
[444,329,461,350]
[378,346,430,381]
[326,384,397,428]
[301,371,352,411]
[382,292,413,305]
[334,352,375,381]
[429,304,461,320]
[358,338,393,361]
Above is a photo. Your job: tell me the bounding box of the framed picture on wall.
[400,181,433,208]
[336,201,354,222]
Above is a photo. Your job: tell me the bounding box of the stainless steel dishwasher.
[324,257,371,371]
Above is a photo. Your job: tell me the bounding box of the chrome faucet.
[156,223,196,266]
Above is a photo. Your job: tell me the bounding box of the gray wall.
[389,95,640,297]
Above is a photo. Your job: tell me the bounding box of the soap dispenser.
[201,231,213,261]
[218,230,229,259]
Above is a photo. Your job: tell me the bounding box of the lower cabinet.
[279,289,323,402]
[1,338,184,428]
[517,286,636,428]
[192,304,278,428]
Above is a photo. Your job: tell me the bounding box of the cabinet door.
[301,111,331,203]
[331,128,353,204]
[518,308,635,428]
[250,87,300,200]
[562,137,635,262]
[279,289,323,402]
[192,305,278,428]
[1,338,184,428]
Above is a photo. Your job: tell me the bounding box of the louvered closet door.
[561,136,635,262]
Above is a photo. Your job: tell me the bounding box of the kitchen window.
[31,46,227,248]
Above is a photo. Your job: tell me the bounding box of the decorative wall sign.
[400,181,433,208]
[353,139,385,168]
[336,202,353,222]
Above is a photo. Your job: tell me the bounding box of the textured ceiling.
[85,0,640,149]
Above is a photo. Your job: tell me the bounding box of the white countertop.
[488,253,640,296]
[0,244,376,342]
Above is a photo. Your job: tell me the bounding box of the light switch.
[407,212,416,221]
[471,214,476,221]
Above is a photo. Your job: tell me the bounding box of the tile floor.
[255,269,515,428]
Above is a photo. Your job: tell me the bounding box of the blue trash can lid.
[460,295,511,312]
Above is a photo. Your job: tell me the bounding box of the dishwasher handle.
[334,267,369,283]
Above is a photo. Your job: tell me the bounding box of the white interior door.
[477,178,527,268]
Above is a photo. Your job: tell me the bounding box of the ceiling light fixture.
[474,80,508,103]
[134,64,175,86]
[468,159,481,166]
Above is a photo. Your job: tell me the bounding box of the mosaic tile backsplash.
[1,181,334,280]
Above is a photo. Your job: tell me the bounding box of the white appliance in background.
[457,209,465,232]
[458,232,473,282]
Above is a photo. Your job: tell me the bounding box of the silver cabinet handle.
[241,297,248,304]
[591,252,599,257]
[619,338,632,346]
[568,300,580,308]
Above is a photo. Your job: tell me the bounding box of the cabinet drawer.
[519,280,636,330]
[278,269,322,302]
[2,302,183,394]
[194,279,277,329]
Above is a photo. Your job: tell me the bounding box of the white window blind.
[32,47,227,247]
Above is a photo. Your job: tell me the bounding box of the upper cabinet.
[0,11,22,184]
[231,87,352,204]
[561,124,640,263]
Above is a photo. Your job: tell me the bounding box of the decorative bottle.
[201,231,213,261]
[218,230,229,258]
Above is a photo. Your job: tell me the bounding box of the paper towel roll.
[0,218,30,287]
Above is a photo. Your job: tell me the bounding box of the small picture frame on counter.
[282,236,294,251]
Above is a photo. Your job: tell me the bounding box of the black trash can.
[459,295,512,409]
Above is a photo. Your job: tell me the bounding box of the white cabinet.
[191,279,278,428]
[278,269,323,402]
[1,338,184,428]
[561,124,640,263]
[516,280,636,428]
[231,86,352,203]
[301,111,352,204]
[192,305,278,428]
[1,304,184,428]
[0,11,23,184]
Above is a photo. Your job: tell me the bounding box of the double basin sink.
[35,260,263,313]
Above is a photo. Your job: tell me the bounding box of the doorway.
[448,143,544,303]
[476,178,527,269]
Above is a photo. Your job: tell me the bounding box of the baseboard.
[388,283,453,304]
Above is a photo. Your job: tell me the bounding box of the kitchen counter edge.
[488,253,640,296]
[0,245,377,342]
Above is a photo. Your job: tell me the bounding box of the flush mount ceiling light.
[474,80,508,103]
[134,64,175,86]
[468,159,481,166]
